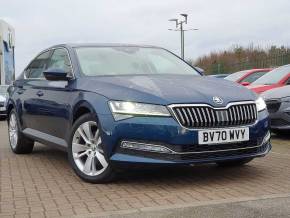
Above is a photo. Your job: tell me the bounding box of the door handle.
[36,91,44,97]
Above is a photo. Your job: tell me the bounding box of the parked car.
[208,74,229,79]
[225,69,271,86]
[248,65,290,94]
[261,86,290,135]
[0,85,9,119]
[7,44,271,183]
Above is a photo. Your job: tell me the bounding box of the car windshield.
[75,46,200,76]
[0,86,8,95]
[224,70,248,81]
[251,65,290,85]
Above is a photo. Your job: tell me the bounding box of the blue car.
[7,44,271,183]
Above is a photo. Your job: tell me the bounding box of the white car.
[0,85,9,119]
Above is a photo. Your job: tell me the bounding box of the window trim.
[24,46,75,80]
[24,49,52,80]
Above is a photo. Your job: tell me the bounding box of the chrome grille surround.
[168,101,258,129]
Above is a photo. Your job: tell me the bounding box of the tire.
[272,129,289,136]
[216,158,253,167]
[0,116,6,121]
[68,113,115,183]
[8,109,34,154]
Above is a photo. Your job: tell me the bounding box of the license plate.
[198,127,249,145]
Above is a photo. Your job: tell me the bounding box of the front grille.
[265,100,281,113]
[171,103,257,128]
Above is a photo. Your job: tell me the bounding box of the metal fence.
[210,52,290,74]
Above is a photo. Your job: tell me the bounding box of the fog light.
[262,131,271,144]
[121,141,173,153]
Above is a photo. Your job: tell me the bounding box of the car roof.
[48,43,162,49]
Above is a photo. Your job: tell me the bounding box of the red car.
[248,65,290,94]
[225,68,272,86]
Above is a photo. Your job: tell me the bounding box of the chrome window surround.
[167,101,258,130]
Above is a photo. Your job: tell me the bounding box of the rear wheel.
[216,158,253,167]
[8,109,34,154]
[68,114,115,183]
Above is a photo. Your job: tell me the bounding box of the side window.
[285,77,290,85]
[47,48,72,73]
[25,51,51,79]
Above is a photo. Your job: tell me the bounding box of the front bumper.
[268,101,290,130]
[98,110,271,165]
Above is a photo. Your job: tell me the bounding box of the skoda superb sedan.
[7,44,271,183]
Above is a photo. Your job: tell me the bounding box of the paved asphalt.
[1,119,290,218]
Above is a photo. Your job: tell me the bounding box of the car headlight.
[255,97,267,112]
[109,101,171,121]
[281,96,290,102]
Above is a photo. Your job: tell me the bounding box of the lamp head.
[180,14,188,24]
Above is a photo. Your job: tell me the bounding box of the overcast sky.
[1,0,290,74]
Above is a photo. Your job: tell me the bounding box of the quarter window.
[47,48,72,73]
[25,51,51,79]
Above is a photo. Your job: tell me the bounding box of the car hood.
[261,85,290,100]
[79,75,257,106]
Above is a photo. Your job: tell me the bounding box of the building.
[0,19,15,85]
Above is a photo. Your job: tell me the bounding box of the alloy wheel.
[9,113,18,149]
[72,121,108,176]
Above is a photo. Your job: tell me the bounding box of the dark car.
[261,86,290,135]
[7,44,271,183]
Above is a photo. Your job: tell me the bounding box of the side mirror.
[240,82,250,86]
[43,68,70,81]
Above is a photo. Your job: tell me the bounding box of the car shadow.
[271,132,290,140]
[30,143,265,186]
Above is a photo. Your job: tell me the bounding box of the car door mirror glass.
[43,68,69,81]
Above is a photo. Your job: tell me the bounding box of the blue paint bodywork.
[7,44,271,166]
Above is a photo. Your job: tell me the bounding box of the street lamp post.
[168,14,198,59]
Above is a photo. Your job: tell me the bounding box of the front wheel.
[68,114,115,183]
[216,158,253,167]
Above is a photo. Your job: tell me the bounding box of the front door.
[29,48,74,142]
